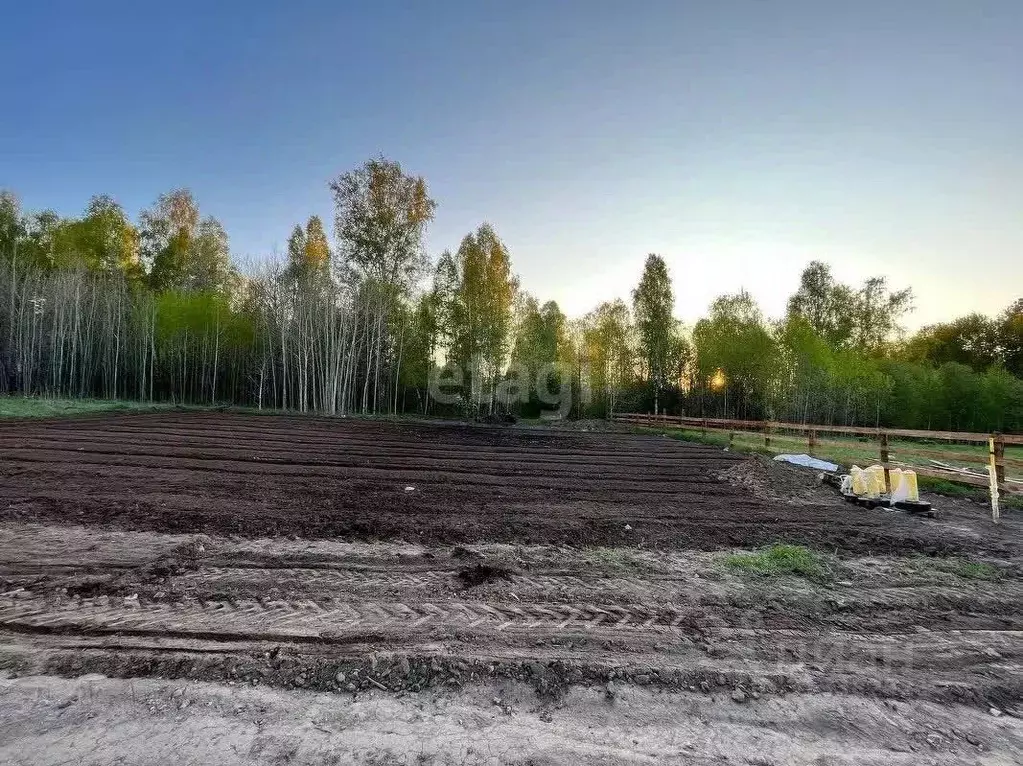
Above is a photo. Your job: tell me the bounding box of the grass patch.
[0,396,285,420]
[916,476,1023,510]
[916,476,978,499]
[914,556,1004,581]
[724,544,830,582]
[0,396,170,419]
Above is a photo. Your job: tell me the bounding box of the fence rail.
[614,413,1020,519]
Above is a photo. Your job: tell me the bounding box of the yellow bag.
[850,466,868,496]
[891,470,919,502]
[865,465,887,497]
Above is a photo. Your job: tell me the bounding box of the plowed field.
[0,412,1020,765]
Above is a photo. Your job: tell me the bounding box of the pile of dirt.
[456,563,515,588]
[717,455,832,504]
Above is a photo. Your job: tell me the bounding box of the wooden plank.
[906,465,992,488]
[889,446,996,465]
[615,413,1021,444]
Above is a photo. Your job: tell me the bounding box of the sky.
[2,0,1021,330]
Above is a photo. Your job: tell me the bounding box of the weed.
[916,476,978,499]
[724,544,830,582]
[914,556,1004,581]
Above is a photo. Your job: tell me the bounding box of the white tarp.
[773,453,840,472]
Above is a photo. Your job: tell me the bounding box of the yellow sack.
[850,466,868,496]
[865,465,887,498]
[891,470,919,502]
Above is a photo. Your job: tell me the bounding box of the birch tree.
[330,158,435,413]
[632,254,674,414]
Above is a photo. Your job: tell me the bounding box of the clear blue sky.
[2,0,1021,328]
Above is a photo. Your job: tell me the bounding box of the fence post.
[702,418,707,438]
[988,435,1001,524]
[994,433,1006,487]
[763,422,771,449]
[879,432,890,494]
[729,431,735,450]
[808,429,817,455]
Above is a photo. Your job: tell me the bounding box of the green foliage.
[632,254,675,406]
[692,290,779,421]
[0,396,173,419]
[0,191,23,259]
[912,556,1003,581]
[724,544,830,581]
[509,295,568,414]
[581,299,635,417]
[435,224,518,408]
[0,172,1020,433]
[915,476,1023,510]
[330,157,435,292]
[285,216,331,281]
[141,189,234,293]
[787,261,913,353]
[999,299,1023,377]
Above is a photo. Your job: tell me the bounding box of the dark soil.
[1,412,1018,557]
[456,563,515,588]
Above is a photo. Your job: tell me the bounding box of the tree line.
[1,158,1021,432]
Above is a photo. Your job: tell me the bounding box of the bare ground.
[0,413,1020,764]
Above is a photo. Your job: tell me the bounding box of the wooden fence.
[614,413,1022,520]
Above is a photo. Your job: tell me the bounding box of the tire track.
[0,594,712,637]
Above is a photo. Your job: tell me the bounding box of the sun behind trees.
[0,165,1021,431]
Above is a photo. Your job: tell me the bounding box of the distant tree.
[787,261,912,353]
[786,261,856,348]
[286,225,307,274]
[998,299,1023,377]
[904,314,1000,371]
[693,290,777,419]
[631,254,675,414]
[582,299,635,417]
[140,190,199,271]
[397,290,442,413]
[304,216,330,271]
[510,295,568,413]
[47,195,141,276]
[330,158,435,293]
[189,217,233,293]
[0,191,24,261]
[853,276,913,352]
[141,190,232,293]
[330,158,435,412]
[438,224,518,411]
[285,215,331,282]
[17,210,64,269]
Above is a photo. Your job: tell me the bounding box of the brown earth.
[0,412,1021,764]
[1,412,1017,556]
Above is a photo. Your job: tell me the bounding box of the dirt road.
[0,413,1020,764]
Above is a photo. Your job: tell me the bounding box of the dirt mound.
[456,563,515,588]
[717,455,831,504]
